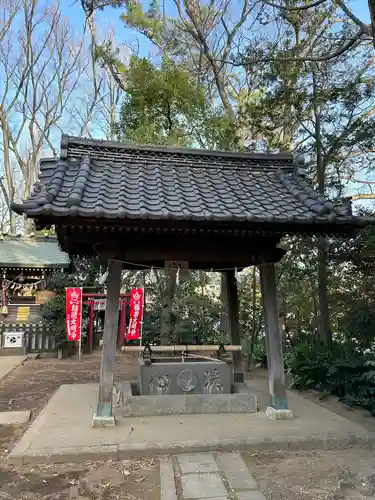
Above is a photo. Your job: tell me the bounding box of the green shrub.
[40,294,67,348]
[286,339,375,415]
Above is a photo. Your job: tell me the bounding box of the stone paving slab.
[236,492,266,500]
[160,457,177,500]
[162,452,265,500]
[217,452,258,490]
[7,383,375,464]
[178,453,219,474]
[181,473,227,499]
[0,410,30,425]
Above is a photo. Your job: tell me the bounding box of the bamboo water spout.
[120,344,242,353]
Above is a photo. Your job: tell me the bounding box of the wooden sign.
[164,261,189,279]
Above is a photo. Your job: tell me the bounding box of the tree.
[237,2,375,342]
[0,0,86,232]
[114,55,236,149]
[243,0,374,63]
[79,0,375,350]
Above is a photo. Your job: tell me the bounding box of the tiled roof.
[11,135,369,229]
[0,236,70,268]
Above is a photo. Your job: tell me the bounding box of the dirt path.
[1,358,375,499]
[0,353,160,500]
[0,458,159,500]
[244,449,375,500]
[0,352,137,414]
[0,353,138,456]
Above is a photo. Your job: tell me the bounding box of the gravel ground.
[0,353,160,499]
[0,457,159,500]
[244,449,375,500]
[1,356,375,499]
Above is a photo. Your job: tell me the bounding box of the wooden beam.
[259,263,288,410]
[223,270,244,383]
[92,259,122,427]
[121,345,242,352]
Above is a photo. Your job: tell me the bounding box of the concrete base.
[0,355,27,380]
[7,382,375,465]
[0,410,31,425]
[120,382,257,417]
[91,413,116,428]
[265,406,294,420]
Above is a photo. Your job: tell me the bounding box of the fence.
[0,323,56,353]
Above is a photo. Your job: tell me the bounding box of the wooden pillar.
[92,259,122,426]
[223,270,244,383]
[259,263,288,410]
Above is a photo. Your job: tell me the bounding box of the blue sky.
[62,0,375,204]
[64,0,372,53]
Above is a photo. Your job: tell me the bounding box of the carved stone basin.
[138,355,232,396]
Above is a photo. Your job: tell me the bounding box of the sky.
[63,0,372,51]
[60,0,375,206]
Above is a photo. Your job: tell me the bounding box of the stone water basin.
[138,355,232,396]
[116,355,257,417]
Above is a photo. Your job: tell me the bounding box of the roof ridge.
[61,134,294,163]
[276,170,350,218]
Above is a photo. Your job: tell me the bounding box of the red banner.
[126,288,144,341]
[66,287,83,341]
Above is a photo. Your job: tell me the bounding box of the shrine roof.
[11,135,371,231]
[0,235,70,268]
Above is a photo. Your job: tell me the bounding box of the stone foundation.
[117,382,258,417]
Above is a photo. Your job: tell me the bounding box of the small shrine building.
[12,135,374,425]
[0,234,70,327]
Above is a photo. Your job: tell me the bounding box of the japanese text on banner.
[126,288,144,341]
[66,287,83,341]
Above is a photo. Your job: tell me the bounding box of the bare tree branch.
[0,0,86,231]
[262,0,328,11]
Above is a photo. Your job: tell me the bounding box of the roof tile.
[11,135,368,230]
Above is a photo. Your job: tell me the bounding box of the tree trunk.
[317,240,332,343]
[313,67,332,344]
[220,273,229,335]
[223,270,243,382]
[247,266,258,369]
[160,270,176,345]
[0,117,15,233]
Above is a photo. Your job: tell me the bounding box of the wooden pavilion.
[12,135,373,425]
